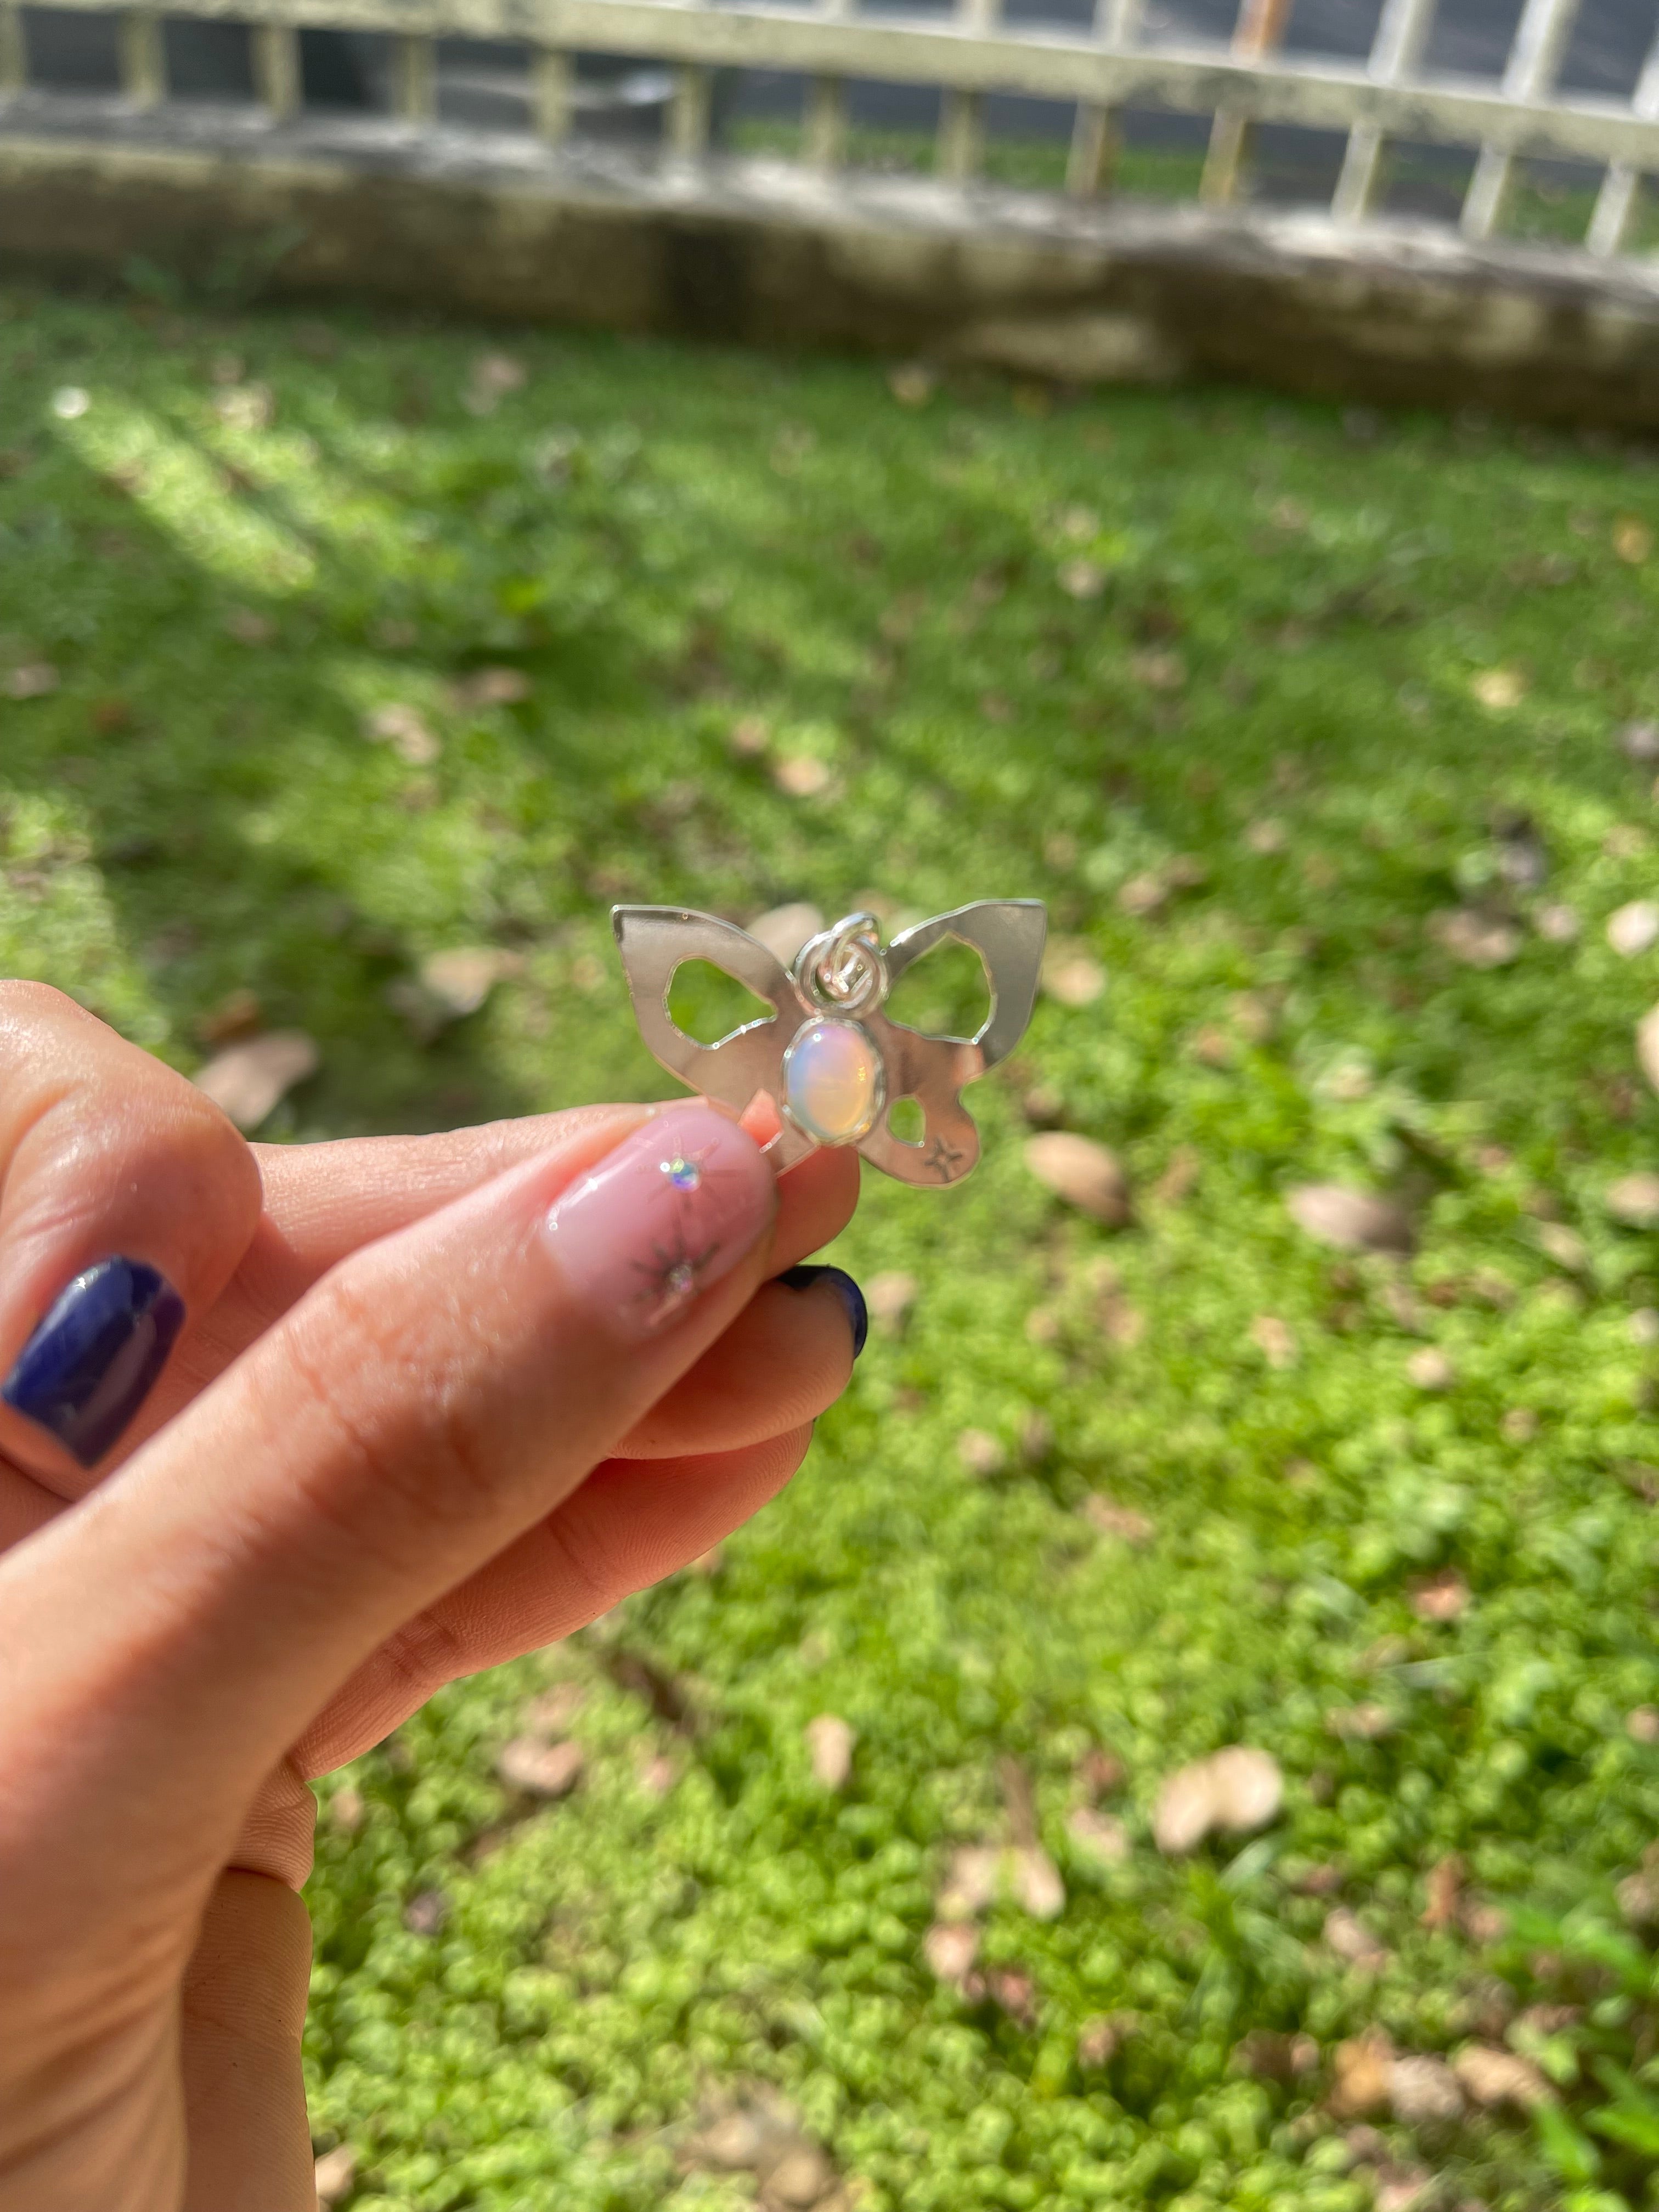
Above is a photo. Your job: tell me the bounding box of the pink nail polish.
[544,1103,773,1338]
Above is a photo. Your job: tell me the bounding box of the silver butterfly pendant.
[612,900,1047,1186]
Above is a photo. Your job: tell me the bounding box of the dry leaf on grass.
[194,1031,319,1131]
[314,2145,357,2205]
[1613,516,1654,565]
[1406,1347,1456,1391]
[1609,900,1659,957]
[1024,1133,1131,1225]
[1067,1806,1130,1863]
[363,702,440,765]
[1325,1907,1390,1970]
[887,363,937,407]
[1431,909,1522,967]
[451,665,532,708]
[1233,2029,1319,2081]
[1080,1496,1154,1544]
[866,1271,918,1330]
[1286,1184,1413,1255]
[805,1714,855,1791]
[1388,2054,1463,2125]
[1331,2028,1395,2116]
[1042,949,1107,1007]
[1471,667,1527,710]
[1152,1747,1282,1853]
[748,902,823,964]
[772,755,833,799]
[1536,902,1582,941]
[421,947,523,1019]
[924,1920,981,1984]
[1607,1172,1659,1227]
[496,1737,584,1798]
[1538,1222,1589,1271]
[4,662,58,699]
[1453,2044,1551,2109]
[1410,1569,1470,1622]
[957,1428,1007,1477]
[1057,559,1106,601]
[1250,1314,1297,1368]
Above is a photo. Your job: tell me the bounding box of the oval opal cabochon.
[782,1017,884,1144]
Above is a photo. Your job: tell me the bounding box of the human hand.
[0,985,862,2210]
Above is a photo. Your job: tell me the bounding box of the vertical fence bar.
[252,21,300,118]
[533,47,572,143]
[1067,0,1143,197]
[0,0,25,95]
[392,32,436,122]
[1329,0,1438,221]
[1459,0,1582,239]
[937,0,998,183]
[804,0,853,173]
[1587,26,1659,255]
[669,63,711,156]
[119,8,166,105]
[1199,0,1292,206]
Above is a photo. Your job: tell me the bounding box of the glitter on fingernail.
[663,1154,703,1192]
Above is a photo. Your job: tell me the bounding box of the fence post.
[533,48,572,144]
[669,63,710,157]
[1067,0,1143,197]
[937,0,998,183]
[1329,0,1438,221]
[804,0,852,174]
[1460,0,1582,239]
[252,22,301,119]
[119,8,166,106]
[0,0,24,95]
[1587,26,1659,255]
[1199,0,1291,206]
[392,33,436,123]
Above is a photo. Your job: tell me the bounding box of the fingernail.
[2,1256,186,1467]
[778,1265,869,1359]
[545,1102,773,1339]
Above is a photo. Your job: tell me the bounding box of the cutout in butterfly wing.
[611,906,817,1169]
[882,900,1047,1064]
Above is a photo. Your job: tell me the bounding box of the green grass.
[8,281,1659,2211]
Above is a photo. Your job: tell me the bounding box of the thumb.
[0,1102,775,1917]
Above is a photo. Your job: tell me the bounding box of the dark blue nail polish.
[3,1257,185,1467]
[778,1264,868,1359]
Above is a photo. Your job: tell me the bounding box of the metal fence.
[2,0,1658,257]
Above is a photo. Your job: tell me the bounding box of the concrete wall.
[4,105,1659,423]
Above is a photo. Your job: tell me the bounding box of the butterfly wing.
[855,900,1047,1186]
[611,906,816,1167]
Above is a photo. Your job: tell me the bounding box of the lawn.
[5,280,1659,2212]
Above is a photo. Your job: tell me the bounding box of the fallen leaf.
[1639,1003,1659,1095]
[1618,717,1659,763]
[1151,1147,1199,1206]
[4,662,59,699]
[1626,1705,1659,1743]
[1153,1746,1280,1852]
[1076,1746,1125,1798]
[1117,870,1170,918]
[329,1785,364,1833]
[1410,1569,1470,1623]
[403,1888,448,1936]
[924,1920,981,1983]
[1421,1854,1464,1930]
[1250,1314,1297,1368]
[1452,2044,1551,2109]
[1431,909,1521,968]
[1081,1496,1154,1544]
[957,1428,1007,1477]
[1023,1132,1131,1225]
[1325,1907,1390,1970]
[887,363,937,407]
[497,1737,584,1797]
[197,986,263,1046]
[1233,2029,1319,2081]
[1471,667,1527,710]
[1607,1172,1659,1227]
[766,2142,836,2207]
[1538,1222,1589,1271]
[1326,1703,1395,1741]
[748,901,823,964]
[1128,647,1184,691]
[729,714,771,758]
[1245,817,1287,854]
[464,351,528,414]
[1058,558,1106,601]
[1331,2028,1395,2115]
[50,385,89,420]
[421,947,522,1019]
[363,702,440,766]
[1042,950,1107,1007]
[194,1031,319,1130]
[1535,902,1581,941]
[1286,1184,1413,1255]
[224,607,274,646]
[989,1967,1039,2025]
[805,1713,855,1791]
[1388,2053,1463,2125]
[1077,2014,1129,2067]
[772,755,832,799]
[1067,1805,1130,1863]
[214,381,273,431]
[937,1846,1001,1917]
[866,1270,918,1330]
[1406,1347,1455,1391]
[1011,1845,1066,1920]
[1613,516,1654,565]
[1609,900,1659,957]
[452,665,532,708]
[314,2145,357,2205]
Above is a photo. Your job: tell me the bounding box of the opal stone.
[783,1018,883,1145]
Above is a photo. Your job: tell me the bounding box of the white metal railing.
[2,0,1658,257]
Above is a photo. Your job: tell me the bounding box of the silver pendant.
[612,900,1047,1186]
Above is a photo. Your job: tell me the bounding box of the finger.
[149,1115,860,1423]
[0,1103,787,1905]
[0,983,261,1488]
[618,1266,864,1458]
[292,1425,815,1776]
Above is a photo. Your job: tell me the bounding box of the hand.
[0,984,862,2210]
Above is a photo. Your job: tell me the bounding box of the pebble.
[1152,1746,1282,1853]
[1285,1183,1412,1255]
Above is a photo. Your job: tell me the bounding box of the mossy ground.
[5,283,1659,2210]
